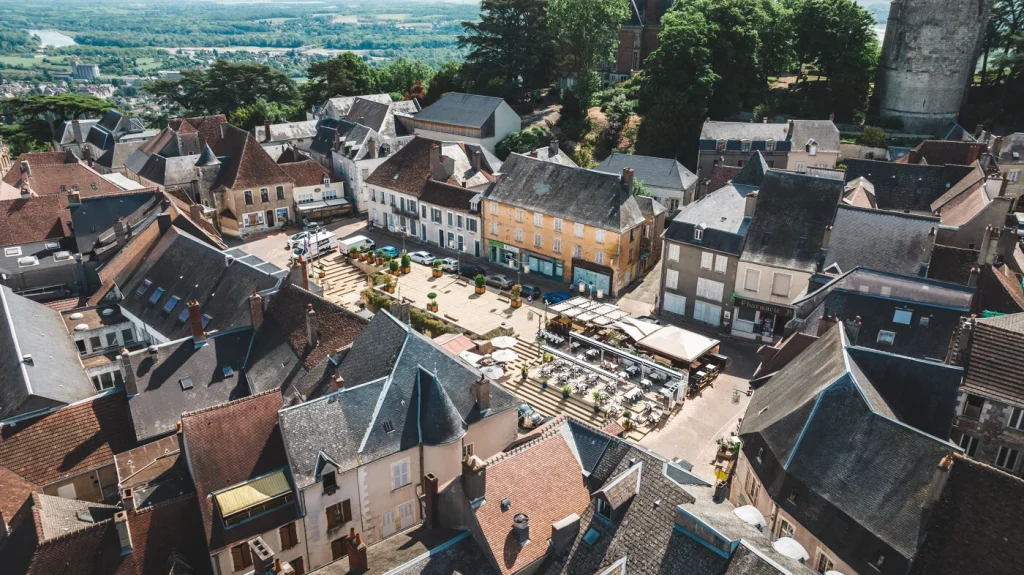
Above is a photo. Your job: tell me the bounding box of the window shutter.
[701,252,713,269]
[342,499,353,523]
[668,244,680,262]
[392,463,402,489]
[665,270,679,290]
[714,255,727,273]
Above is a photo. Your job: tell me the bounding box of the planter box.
[427,302,438,312]
[510,299,522,309]
[432,269,443,278]
[401,266,411,274]
[475,286,486,294]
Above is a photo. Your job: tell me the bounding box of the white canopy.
[732,505,767,529]
[492,349,519,363]
[637,325,720,364]
[615,317,663,342]
[772,537,809,561]
[490,336,518,349]
[479,365,505,380]
[459,350,484,366]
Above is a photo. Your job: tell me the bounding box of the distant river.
[27,29,77,48]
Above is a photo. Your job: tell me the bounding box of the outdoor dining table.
[640,378,652,388]
[618,371,628,379]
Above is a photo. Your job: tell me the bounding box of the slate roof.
[126,329,253,443]
[322,94,394,119]
[593,153,696,191]
[253,119,318,143]
[732,152,770,187]
[740,170,842,272]
[0,392,135,486]
[415,93,506,129]
[69,191,159,254]
[280,311,517,488]
[181,389,298,552]
[927,244,978,284]
[0,286,95,422]
[788,120,841,152]
[824,205,938,276]
[486,154,645,233]
[213,125,291,190]
[118,227,281,341]
[844,160,976,213]
[908,455,1024,575]
[961,313,1024,406]
[365,137,497,195]
[738,326,959,563]
[664,181,755,255]
[418,179,479,212]
[0,194,70,247]
[700,121,791,144]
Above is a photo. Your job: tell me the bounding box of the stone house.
[697,119,840,184]
[211,126,295,237]
[277,149,350,222]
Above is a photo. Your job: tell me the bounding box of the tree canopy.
[0,93,116,148]
[548,0,630,76]
[422,61,468,106]
[145,60,299,117]
[302,53,376,108]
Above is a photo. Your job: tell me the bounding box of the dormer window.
[741,139,752,153]
[694,228,704,241]
[765,139,776,153]
[323,177,331,186]
[595,497,611,520]
[716,139,726,153]
[323,471,337,493]
[806,139,818,155]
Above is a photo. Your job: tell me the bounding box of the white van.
[338,235,376,253]
[290,230,336,261]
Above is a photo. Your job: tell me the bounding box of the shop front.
[488,240,522,270]
[571,258,614,297]
[526,253,565,281]
[295,197,351,223]
[730,296,793,341]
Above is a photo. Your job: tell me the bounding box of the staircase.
[320,255,369,301]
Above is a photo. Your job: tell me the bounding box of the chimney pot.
[471,149,482,171]
[187,299,206,344]
[120,348,138,396]
[347,531,368,571]
[20,186,30,199]
[249,290,264,330]
[621,167,635,192]
[462,455,487,503]
[549,139,558,155]
[189,203,204,223]
[513,512,530,545]
[121,488,135,511]
[19,160,30,178]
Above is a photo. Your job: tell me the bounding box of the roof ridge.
[181,389,279,419]
[483,414,578,467]
[128,492,195,517]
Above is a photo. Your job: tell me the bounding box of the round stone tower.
[874,0,991,135]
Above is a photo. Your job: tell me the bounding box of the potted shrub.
[541,377,548,389]
[388,259,400,276]
[592,391,602,413]
[400,254,412,274]
[385,278,396,294]
[375,251,385,266]
[521,365,529,380]
[427,292,438,312]
[623,410,633,429]
[561,385,571,399]
[510,284,523,308]
[544,353,553,363]
[474,274,486,294]
[348,247,357,261]
[317,263,327,279]
[432,259,443,278]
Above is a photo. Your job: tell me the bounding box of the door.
[438,229,445,247]
[663,293,686,316]
[56,483,77,499]
[474,240,481,257]
[381,509,396,538]
[694,300,722,327]
[398,500,415,530]
[421,225,427,241]
[266,210,275,227]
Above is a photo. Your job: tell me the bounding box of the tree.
[632,178,650,197]
[1,93,114,143]
[789,0,878,121]
[495,127,549,160]
[459,0,556,100]
[145,60,299,117]
[982,0,1024,86]
[228,98,300,131]
[375,58,435,96]
[548,0,630,76]
[556,70,598,141]
[302,52,376,108]
[423,61,467,106]
[859,125,888,148]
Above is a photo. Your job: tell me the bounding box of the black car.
[458,264,486,279]
[520,284,542,300]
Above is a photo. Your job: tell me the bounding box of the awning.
[772,537,809,561]
[296,198,350,212]
[215,470,291,517]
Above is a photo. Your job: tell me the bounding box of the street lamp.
[399,225,407,254]
[506,256,530,285]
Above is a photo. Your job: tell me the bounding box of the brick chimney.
[621,167,635,191]
[844,315,862,343]
[347,529,368,571]
[115,511,132,555]
[429,143,442,179]
[19,160,30,178]
[187,299,206,344]
[298,255,309,291]
[68,190,81,205]
[120,348,138,396]
[113,216,129,249]
[264,118,272,143]
[331,374,345,393]
[787,119,794,135]
[471,149,482,171]
[423,473,439,528]
[189,203,204,222]
[249,290,264,330]
[248,536,275,574]
[121,488,135,511]
[743,191,757,219]
[817,312,839,336]
[19,186,30,200]
[472,376,491,410]
[367,138,378,159]
[306,303,319,348]
[462,455,487,503]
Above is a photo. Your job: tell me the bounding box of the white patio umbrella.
[732,505,767,530]
[490,336,518,349]
[480,365,505,380]
[492,349,519,363]
[459,350,484,366]
[772,537,809,562]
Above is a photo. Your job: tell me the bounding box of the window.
[462,443,475,457]
[324,189,338,200]
[787,490,799,504]
[963,394,985,419]
[877,330,896,345]
[331,538,346,561]
[391,459,411,490]
[89,335,102,351]
[1008,170,1021,183]
[956,431,979,457]
[573,245,583,259]
[163,295,180,314]
[816,551,834,574]
[467,218,478,233]
[456,215,464,229]
[490,202,498,215]
[490,222,498,235]
[149,287,165,304]
[92,372,115,391]
[665,269,679,290]
[778,518,794,539]
[432,208,442,224]
[421,205,427,218]
[740,139,751,153]
[765,139,776,153]
[744,472,759,505]
[893,309,913,325]
[276,186,285,200]
[743,268,760,292]
[534,233,542,248]
[595,497,611,520]
[279,522,298,550]
[554,218,563,233]
[553,238,562,253]
[595,251,604,265]
[696,278,725,301]
[106,332,117,348]
[1009,407,1024,431]
[448,212,454,227]
[326,499,353,529]
[668,244,680,262]
[323,471,337,492]
[700,252,713,270]
[515,208,523,222]
[870,551,886,571]
[244,190,253,205]
[242,212,265,227]
[534,212,543,227]
[515,228,524,243]
[771,273,792,297]
[795,162,805,172]
[4,246,21,257]
[920,316,930,327]
[714,254,728,273]
[716,139,726,153]
[595,229,605,243]
[574,222,584,238]
[298,192,314,203]
[231,543,253,571]
[756,448,763,463]
[76,340,87,355]
[996,446,1020,471]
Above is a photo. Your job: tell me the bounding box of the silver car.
[408,251,435,265]
[440,257,459,272]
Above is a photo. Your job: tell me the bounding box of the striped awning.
[215,470,291,517]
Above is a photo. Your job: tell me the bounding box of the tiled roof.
[705,164,742,195]
[279,158,333,187]
[86,218,164,306]
[418,179,478,211]
[14,150,78,165]
[167,115,227,150]
[0,194,70,247]
[3,162,129,198]
[700,121,790,142]
[35,493,119,540]
[927,244,978,284]
[0,392,135,486]
[962,313,1024,405]
[365,137,496,196]
[181,389,297,551]
[900,140,985,166]
[929,161,986,212]
[664,182,754,255]
[213,125,291,190]
[0,464,38,527]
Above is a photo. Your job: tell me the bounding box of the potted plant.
[400,254,412,274]
[385,278,396,294]
[317,263,327,279]
[623,410,633,429]
[388,259,399,276]
[544,353,553,363]
[521,365,529,380]
[541,378,548,389]
[510,284,523,308]
[348,247,357,261]
[592,391,602,413]
[375,251,385,266]
[427,292,438,312]
[432,259,443,278]
[561,385,571,399]
[474,274,486,294]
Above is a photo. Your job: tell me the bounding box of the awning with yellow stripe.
[215,470,291,517]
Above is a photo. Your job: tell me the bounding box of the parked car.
[486,275,514,290]
[440,257,460,272]
[520,284,542,300]
[517,404,547,429]
[376,246,399,258]
[286,228,322,249]
[458,264,486,279]
[636,315,662,326]
[543,291,571,305]
[408,251,435,265]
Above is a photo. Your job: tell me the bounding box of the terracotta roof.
[0,195,70,247]
[213,125,291,191]
[0,392,135,486]
[266,282,368,370]
[167,115,227,149]
[43,297,90,312]
[962,313,1024,405]
[366,137,438,194]
[164,190,228,249]
[279,158,333,187]
[181,390,297,551]
[3,162,129,198]
[704,165,742,197]
[472,434,591,575]
[86,218,163,306]
[0,464,38,527]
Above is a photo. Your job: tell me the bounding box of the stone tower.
[874,0,991,135]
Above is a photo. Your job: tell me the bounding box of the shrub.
[389,260,399,272]
[427,292,437,301]
[401,254,411,267]
[510,284,522,300]
[474,274,486,287]
[433,259,443,268]
[859,125,889,148]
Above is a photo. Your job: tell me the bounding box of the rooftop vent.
[69,312,84,320]
[147,345,159,356]
[383,420,395,433]
[501,498,511,512]
[74,323,89,331]
[513,513,530,545]
[21,354,33,365]
[223,366,235,378]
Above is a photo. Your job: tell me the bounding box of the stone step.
[500,376,607,426]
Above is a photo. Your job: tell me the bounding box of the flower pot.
[386,285,395,294]
[593,405,601,414]
[391,270,400,276]
[367,276,374,286]
[475,286,486,294]
[427,302,438,312]
[319,271,326,279]
[432,269,443,278]
[401,266,411,274]
[562,391,570,399]
[510,299,522,309]
[541,381,548,389]
[376,257,384,266]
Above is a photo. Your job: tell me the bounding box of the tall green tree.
[982,0,1024,85]
[374,57,435,96]
[548,0,629,76]
[145,60,298,117]
[1,93,114,144]
[459,0,556,100]
[422,61,468,106]
[789,0,878,121]
[302,52,376,108]
[228,98,300,130]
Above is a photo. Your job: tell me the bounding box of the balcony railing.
[391,205,419,219]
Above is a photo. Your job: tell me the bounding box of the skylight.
[177,308,189,323]
[180,377,193,390]
[136,279,152,296]
[583,528,601,546]
[201,314,213,329]
[163,296,180,314]
[222,366,235,378]
[149,287,165,304]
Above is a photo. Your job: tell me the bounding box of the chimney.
[550,514,580,553]
[429,143,452,181]
[513,513,530,545]
[115,511,132,555]
[187,299,206,344]
[84,146,94,167]
[844,315,862,343]
[189,203,204,222]
[821,223,833,251]
[306,303,319,348]
[68,190,81,205]
[299,255,309,291]
[334,129,341,151]
[977,225,996,266]
[331,375,345,393]
[264,117,272,143]
[462,455,487,503]
[157,213,172,234]
[120,348,138,396]
[924,454,955,512]
[621,167,635,192]
[19,160,30,178]
[248,536,275,575]
[645,0,659,24]
[968,265,980,287]
[19,186,30,200]
[347,529,368,571]
[121,488,135,511]
[113,216,129,249]
[743,191,757,219]
[787,119,794,135]
[249,290,264,330]
[530,149,537,158]
[998,175,1009,198]
[367,138,378,159]
[471,149,482,171]
[472,377,491,410]
[424,473,439,528]
[817,312,839,336]
[549,139,558,155]
[829,112,835,122]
